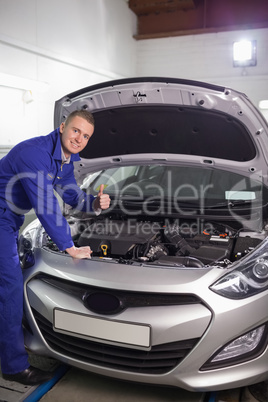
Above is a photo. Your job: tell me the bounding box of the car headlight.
[201,324,268,370]
[19,232,35,269]
[211,240,268,299]
[19,219,42,269]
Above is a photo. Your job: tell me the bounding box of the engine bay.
[44,214,265,268]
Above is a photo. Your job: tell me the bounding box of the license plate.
[53,308,151,347]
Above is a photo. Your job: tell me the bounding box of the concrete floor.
[40,367,204,402]
[39,367,261,402]
[0,355,262,402]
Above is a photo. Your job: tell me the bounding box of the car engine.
[43,215,265,268]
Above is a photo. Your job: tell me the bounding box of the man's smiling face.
[60,116,94,158]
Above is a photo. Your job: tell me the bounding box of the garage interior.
[128,0,268,39]
[0,0,268,401]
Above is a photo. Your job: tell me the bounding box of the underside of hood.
[80,105,255,162]
[54,77,268,181]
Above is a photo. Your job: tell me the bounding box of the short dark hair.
[64,110,95,127]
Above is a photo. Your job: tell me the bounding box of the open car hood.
[54,77,268,185]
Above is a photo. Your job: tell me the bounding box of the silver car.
[21,78,268,392]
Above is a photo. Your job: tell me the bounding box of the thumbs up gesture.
[94,184,110,211]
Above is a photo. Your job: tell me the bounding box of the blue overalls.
[0,128,95,374]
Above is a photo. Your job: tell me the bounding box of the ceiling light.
[259,100,268,110]
[233,40,257,67]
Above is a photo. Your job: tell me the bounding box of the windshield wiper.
[120,197,200,206]
[207,199,255,209]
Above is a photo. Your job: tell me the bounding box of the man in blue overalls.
[0,110,110,385]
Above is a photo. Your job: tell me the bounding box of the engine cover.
[77,220,159,256]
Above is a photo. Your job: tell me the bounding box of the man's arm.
[65,245,92,259]
[92,184,110,212]
[14,148,76,251]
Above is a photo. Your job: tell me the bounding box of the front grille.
[32,309,199,375]
[34,274,202,315]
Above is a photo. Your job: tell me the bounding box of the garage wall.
[1,0,268,152]
[0,0,136,147]
[136,28,268,121]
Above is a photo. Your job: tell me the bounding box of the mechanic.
[0,109,110,385]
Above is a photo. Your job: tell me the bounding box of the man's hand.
[66,245,92,259]
[94,184,110,211]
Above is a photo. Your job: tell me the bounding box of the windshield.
[81,165,267,215]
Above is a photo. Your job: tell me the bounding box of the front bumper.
[23,248,268,391]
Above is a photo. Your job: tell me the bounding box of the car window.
[82,166,139,193]
[82,165,265,208]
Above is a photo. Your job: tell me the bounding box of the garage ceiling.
[128,0,268,39]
